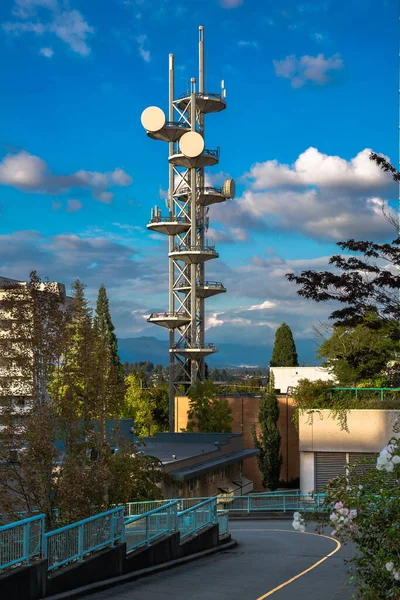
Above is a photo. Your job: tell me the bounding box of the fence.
[0,513,45,570]
[127,492,325,516]
[177,497,217,539]
[124,501,178,552]
[45,507,125,571]
[126,500,172,517]
[217,510,229,536]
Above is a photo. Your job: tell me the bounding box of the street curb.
[45,538,238,600]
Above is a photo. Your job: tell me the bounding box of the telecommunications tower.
[141,26,235,432]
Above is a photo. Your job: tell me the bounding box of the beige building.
[299,409,400,493]
[175,394,300,491]
[270,366,335,395]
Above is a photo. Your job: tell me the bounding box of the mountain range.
[118,337,320,368]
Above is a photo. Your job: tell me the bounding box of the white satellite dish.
[179,131,205,158]
[223,178,236,199]
[141,106,166,132]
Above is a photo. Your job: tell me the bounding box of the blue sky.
[0,0,398,359]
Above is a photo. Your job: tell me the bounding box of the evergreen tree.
[270,323,298,367]
[94,285,123,375]
[252,374,282,490]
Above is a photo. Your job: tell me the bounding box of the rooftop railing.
[0,513,45,570]
[172,244,216,253]
[330,387,400,401]
[45,507,124,571]
[178,92,225,101]
[148,311,189,320]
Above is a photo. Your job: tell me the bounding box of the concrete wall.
[299,410,400,494]
[300,452,315,495]
[270,367,334,395]
[0,560,47,600]
[299,410,400,453]
[46,543,126,596]
[175,395,300,491]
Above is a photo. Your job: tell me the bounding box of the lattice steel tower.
[141,26,235,432]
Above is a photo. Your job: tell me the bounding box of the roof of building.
[167,448,259,481]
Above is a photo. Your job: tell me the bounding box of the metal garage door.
[315,453,347,491]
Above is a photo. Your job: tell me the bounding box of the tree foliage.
[0,273,163,526]
[252,373,282,490]
[270,323,298,367]
[186,380,233,433]
[316,312,400,387]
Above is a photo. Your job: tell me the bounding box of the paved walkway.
[82,521,356,600]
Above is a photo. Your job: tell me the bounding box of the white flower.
[385,461,395,473]
[299,524,305,533]
[349,509,357,520]
[387,444,396,454]
[292,520,301,531]
[330,512,338,522]
[386,562,394,572]
[358,485,363,490]
[392,455,400,465]
[293,512,301,521]
[338,508,349,517]
[393,569,400,581]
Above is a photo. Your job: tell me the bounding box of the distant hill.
[117,336,320,368]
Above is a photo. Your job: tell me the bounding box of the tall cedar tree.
[286,153,400,335]
[252,373,282,490]
[270,323,299,367]
[186,380,233,433]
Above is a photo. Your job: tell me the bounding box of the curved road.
[83,521,356,600]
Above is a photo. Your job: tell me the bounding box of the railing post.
[78,523,84,562]
[145,514,150,546]
[42,517,47,560]
[109,511,116,548]
[23,520,30,565]
[247,495,250,514]
[283,495,286,513]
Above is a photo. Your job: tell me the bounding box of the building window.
[189,477,199,491]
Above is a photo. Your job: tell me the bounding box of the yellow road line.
[233,528,341,599]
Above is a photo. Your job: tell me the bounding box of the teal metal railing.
[124,501,178,553]
[330,387,400,401]
[127,492,324,516]
[45,507,125,571]
[126,499,172,517]
[217,510,229,536]
[177,497,217,539]
[0,513,45,570]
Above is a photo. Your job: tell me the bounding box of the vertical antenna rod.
[168,53,175,432]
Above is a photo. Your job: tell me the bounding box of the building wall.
[299,409,400,453]
[299,410,400,493]
[175,395,299,491]
[162,461,243,499]
[270,366,334,395]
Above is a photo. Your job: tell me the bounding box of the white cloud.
[136,34,150,62]
[3,1,94,57]
[66,199,82,213]
[212,147,395,241]
[0,150,133,203]
[39,46,53,57]
[273,53,343,87]
[238,40,258,48]
[50,9,94,57]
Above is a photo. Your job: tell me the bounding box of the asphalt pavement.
[81,520,356,600]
